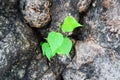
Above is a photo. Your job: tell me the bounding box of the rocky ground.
[0,0,120,80]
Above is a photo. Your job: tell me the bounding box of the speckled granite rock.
[41,70,56,80]
[62,0,120,80]
[1,0,120,80]
[25,55,49,80]
[0,0,39,80]
[20,0,51,28]
[77,0,93,12]
[68,40,105,69]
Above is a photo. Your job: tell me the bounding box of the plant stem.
[57,23,61,32]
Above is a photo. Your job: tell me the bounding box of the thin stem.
[57,23,61,32]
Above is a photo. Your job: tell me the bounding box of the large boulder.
[62,0,120,80]
[0,0,39,79]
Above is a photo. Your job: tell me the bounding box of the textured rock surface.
[77,0,93,12]
[41,70,56,80]
[0,0,120,80]
[20,0,51,28]
[62,68,86,80]
[68,40,105,69]
[0,0,39,80]
[62,0,120,80]
[25,55,49,80]
[93,53,120,80]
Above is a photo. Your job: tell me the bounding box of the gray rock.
[77,0,93,12]
[41,70,56,80]
[85,0,120,49]
[26,55,49,80]
[0,0,39,80]
[62,68,86,80]
[68,40,105,69]
[62,0,120,80]
[93,53,120,80]
[20,0,51,28]
[0,16,38,80]
[65,53,119,80]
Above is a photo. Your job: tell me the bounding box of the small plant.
[40,16,82,60]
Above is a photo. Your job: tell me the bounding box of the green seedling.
[40,16,82,60]
[62,16,82,32]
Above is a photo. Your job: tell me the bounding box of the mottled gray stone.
[77,0,93,12]
[67,40,105,69]
[26,55,49,80]
[20,0,51,28]
[0,0,39,80]
[85,0,120,49]
[93,53,120,80]
[62,68,86,80]
[41,70,56,80]
[0,15,38,80]
[62,0,120,80]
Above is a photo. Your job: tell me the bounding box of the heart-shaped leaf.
[47,32,64,53]
[62,16,82,32]
[42,43,55,60]
[57,37,72,56]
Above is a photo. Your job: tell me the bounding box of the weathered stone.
[20,0,51,28]
[67,40,105,69]
[62,0,120,80]
[0,15,39,80]
[63,51,120,80]
[93,53,120,80]
[62,68,86,80]
[77,0,93,13]
[85,0,120,49]
[41,70,56,80]
[0,0,39,80]
[26,56,48,80]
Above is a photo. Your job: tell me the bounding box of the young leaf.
[40,42,44,46]
[61,16,82,32]
[57,37,72,56]
[47,32,64,52]
[42,43,55,60]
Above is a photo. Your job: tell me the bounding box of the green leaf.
[57,37,72,56]
[61,16,82,32]
[47,32,64,52]
[40,42,44,46]
[42,43,55,60]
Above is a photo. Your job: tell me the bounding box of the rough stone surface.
[93,53,120,80]
[41,70,56,80]
[62,68,86,80]
[85,0,120,49]
[1,0,120,80]
[77,0,93,12]
[68,40,105,69]
[0,16,38,80]
[0,0,39,80]
[62,0,120,80]
[20,0,51,28]
[25,55,49,80]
